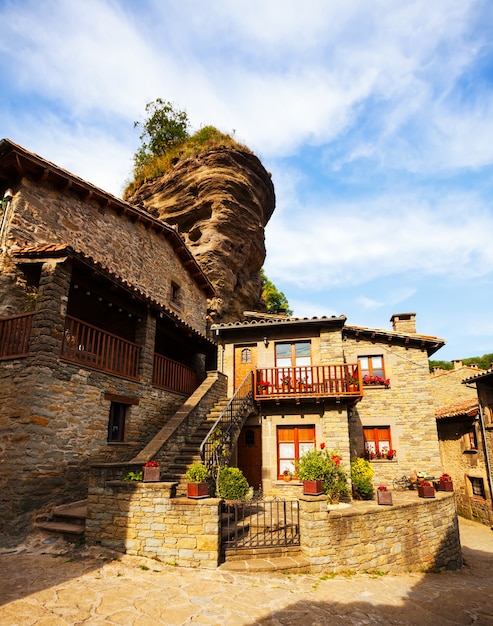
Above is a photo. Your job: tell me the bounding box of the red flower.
[144,460,159,467]
[378,485,388,491]
[320,442,326,449]
[331,454,342,466]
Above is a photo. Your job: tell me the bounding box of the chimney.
[390,313,416,334]
[453,360,462,370]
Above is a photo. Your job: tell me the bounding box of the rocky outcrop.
[126,148,275,323]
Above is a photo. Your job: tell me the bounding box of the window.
[275,341,311,368]
[469,476,486,499]
[277,425,315,478]
[358,355,385,379]
[241,348,252,363]
[170,282,181,307]
[108,402,127,442]
[363,426,393,459]
[465,426,478,451]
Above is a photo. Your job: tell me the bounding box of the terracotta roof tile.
[435,399,478,419]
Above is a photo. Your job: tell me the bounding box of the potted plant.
[376,485,393,505]
[185,462,210,498]
[296,444,349,500]
[417,481,435,498]
[282,468,292,482]
[350,457,374,500]
[437,473,453,491]
[142,460,160,482]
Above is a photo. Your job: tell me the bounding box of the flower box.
[377,490,393,505]
[187,482,209,499]
[142,466,160,482]
[417,484,435,498]
[303,479,324,496]
[437,479,453,492]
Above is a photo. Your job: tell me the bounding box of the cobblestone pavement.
[1,517,493,625]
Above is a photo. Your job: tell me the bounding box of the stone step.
[37,520,86,535]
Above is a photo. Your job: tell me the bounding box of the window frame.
[277,425,316,479]
[358,355,385,378]
[108,401,127,443]
[469,476,486,499]
[363,426,393,459]
[170,281,182,308]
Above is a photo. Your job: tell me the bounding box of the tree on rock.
[134,99,190,169]
[261,269,292,315]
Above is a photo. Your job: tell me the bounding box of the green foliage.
[125,100,252,198]
[296,447,349,503]
[260,268,292,315]
[123,470,143,481]
[185,462,209,483]
[350,457,374,500]
[217,466,249,500]
[429,353,493,372]
[133,98,190,169]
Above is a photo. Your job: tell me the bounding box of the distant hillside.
[429,353,493,371]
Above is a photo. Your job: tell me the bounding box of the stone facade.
[0,141,217,547]
[213,312,445,494]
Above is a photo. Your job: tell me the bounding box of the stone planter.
[437,480,453,492]
[187,482,209,499]
[417,484,435,498]
[377,490,393,505]
[303,480,324,496]
[142,466,160,482]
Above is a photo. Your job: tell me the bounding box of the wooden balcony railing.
[0,312,34,359]
[61,315,141,380]
[254,364,362,400]
[152,353,200,395]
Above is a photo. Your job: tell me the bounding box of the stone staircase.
[37,500,87,537]
[160,397,231,495]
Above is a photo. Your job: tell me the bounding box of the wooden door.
[237,426,262,489]
[234,344,257,390]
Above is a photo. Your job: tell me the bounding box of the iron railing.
[0,312,34,359]
[61,315,141,379]
[255,364,362,400]
[221,499,300,550]
[200,371,255,472]
[152,352,199,395]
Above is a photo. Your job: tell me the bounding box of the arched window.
[241,348,252,363]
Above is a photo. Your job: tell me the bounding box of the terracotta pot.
[303,480,324,496]
[142,466,160,482]
[438,480,453,492]
[377,490,393,505]
[283,474,291,482]
[417,484,435,498]
[187,482,209,499]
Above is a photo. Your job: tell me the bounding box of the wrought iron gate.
[221,499,300,550]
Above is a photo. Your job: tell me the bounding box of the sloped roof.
[12,243,214,346]
[343,324,444,356]
[435,399,478,420]
[0,139,214,297]
[463,368,493,385]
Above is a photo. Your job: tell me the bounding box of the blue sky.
[1,0,493,362]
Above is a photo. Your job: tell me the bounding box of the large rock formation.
[127,147,275,322]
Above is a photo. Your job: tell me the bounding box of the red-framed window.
[363,426,392,458]
[277,425,315,479]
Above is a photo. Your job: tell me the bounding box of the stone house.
[212,311,445,493]
[0,139,217,546]
[431,360,493,525]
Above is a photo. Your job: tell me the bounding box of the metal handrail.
[200,371,254,472]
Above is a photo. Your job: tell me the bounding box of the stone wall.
[430,365,482,408]
[86,480,461,573]
[345,339,442,486]
[86,475,220,569]
[299,493,462,573]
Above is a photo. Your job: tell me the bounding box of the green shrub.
[185,462,209,483]
[217,466,249,500]
[296,446,349,503]
[123,470,142,481]
[350,457,374,500]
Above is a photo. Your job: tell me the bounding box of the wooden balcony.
[254,364,362,402]
[61,315,141,380]
[0,312,34,359]
[152,353,200,395]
